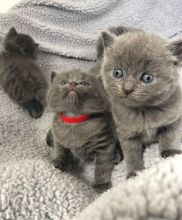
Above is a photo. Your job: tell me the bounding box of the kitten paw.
[161,149,182,158]
[51,159,68,172]
[46,129,54,147]
[24,100,44,119]
[93,182,112,193]
[113,141,124,165]
[126,171,137,179]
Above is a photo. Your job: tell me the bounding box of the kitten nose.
[69,82,78,87]
[122,81,135,95]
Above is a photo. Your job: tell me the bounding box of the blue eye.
[141,72,154,83]
[60,80,68,85]
[113,68,124,79]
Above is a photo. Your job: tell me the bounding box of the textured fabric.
[0,0,182,219]
[76,154,182,220]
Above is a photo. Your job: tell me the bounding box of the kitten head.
[4,27,39,57]
[47,69,108,114]
[101,29,182,107]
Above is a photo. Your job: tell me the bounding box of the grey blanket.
[0,0,182,219]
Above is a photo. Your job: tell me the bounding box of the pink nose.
[122,87,134,95]
[69,82,78,87]
[122,81,135,95]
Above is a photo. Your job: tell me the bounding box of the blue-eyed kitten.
[100,27,182,178]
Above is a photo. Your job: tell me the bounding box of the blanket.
[0,0,182,219]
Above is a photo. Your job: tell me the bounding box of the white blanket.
[0,0,182,219]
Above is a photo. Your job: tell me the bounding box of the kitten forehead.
[104,32,175,73]
[113,32,169,58]
[55,69,95,82]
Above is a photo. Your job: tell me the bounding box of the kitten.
[0,27,48,118]
[46,69,118,192]
[100,27,182,178]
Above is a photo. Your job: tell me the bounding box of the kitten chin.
[100,26,182,178]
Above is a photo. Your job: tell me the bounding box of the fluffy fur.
[46,69,121,192]
[100,27,182,178]
[0,27,48,118]
[96,26,142,60]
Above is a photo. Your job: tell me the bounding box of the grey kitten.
[100,27,182,178]
[47,69,117,192]
[0,27,48,118]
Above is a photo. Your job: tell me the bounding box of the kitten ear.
[34,43,39,49]
[20,47,27,55]
[95,74,102,82]
[97,26,141,60]
[8,27,17,36]
[96,31,115,60]
[108,26,130,36]
[109,26,142,36]
[101,31,115,49]
[51,71,57,83]
[167,39,182,64]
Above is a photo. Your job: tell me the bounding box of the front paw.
[126,171,137,179]
[93,182,112,193]
[161,149,182,158]
[51,158,68,172]
[23,101,44,119]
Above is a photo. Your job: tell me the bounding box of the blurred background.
[0,0,20,13]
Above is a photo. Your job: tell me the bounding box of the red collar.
[59,113,91,124]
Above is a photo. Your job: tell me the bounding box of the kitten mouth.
[68,90,78,96]
[66,90,79,105]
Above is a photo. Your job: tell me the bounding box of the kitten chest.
[53,115,112,157]
[113,106,166,144]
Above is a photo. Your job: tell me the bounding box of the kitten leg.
[22,100,44,119]
[46,129,54,147]
[50,141,79,172]
[45,129,54,156]
[113,140,124,165]
[122,139,144,178]
[94,145,114,193]
[50,142,71,172]
[159,119,182,158]
[35,88,48,107]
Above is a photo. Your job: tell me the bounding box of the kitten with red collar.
[46,69,120,192]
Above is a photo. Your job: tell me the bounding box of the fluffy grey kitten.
[0,27,48,118]
[47,69,118,192]
[100,27,182,178]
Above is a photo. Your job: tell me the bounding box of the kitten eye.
[60,80,68,85]
[112,68,124,79]
[141,72,154,83]
[79,81,90,86]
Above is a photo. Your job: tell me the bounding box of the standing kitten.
[100,27,182,178]
[0,27,48,118]
[47,69,117,192]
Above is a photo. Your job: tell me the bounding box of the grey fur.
[100,27,182,178]
[96,26,142,60]
[0,27,48,118]
[47,69,118,192]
